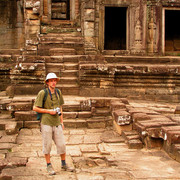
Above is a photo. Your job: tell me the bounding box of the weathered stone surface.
[5,122,17,135]
[6,102,32,111]
[100,130,124,143]
[132,113,151,122]
[0,143,16,150]
[0,157,27,171]
[127,139,143,149]
[15,111,36,121]
[110,101,126,111]
[174,106,180,114]
[113,110,131,125]
[80,145,98,153]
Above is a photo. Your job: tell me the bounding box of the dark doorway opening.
[165,10,180,53]
[51,0,70,20]
[104,7,127,50]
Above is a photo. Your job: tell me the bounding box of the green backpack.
[36,88,61,120]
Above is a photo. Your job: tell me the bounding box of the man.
[33,73,73,175]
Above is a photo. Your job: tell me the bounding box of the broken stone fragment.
[174,105,180,114]
[5,122,17,135]
[113,110,131,125]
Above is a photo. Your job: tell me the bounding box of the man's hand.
[48,110,57,115]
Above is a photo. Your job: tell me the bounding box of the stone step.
[57,84,80,95]
[0,49,22,55]
[0,119,17,135]
[46,63,78,73]
[48,20,76,27]
[121,130,143,149]
[38,41,84,50]
[6,102,33,112]
[104,55,180,65]
[59,77,78,85]
[40,55,86,63]
[60,70,78,77]
[41,25,81,35]
[40,35,83,43]
[49,48,76,56]
[63,116,112,129]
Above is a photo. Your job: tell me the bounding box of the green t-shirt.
[34,88,64,126]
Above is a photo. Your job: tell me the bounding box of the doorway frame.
[99,5,129,53]
[162,7,180,55]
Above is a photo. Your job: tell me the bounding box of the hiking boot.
[47,164,56,175]
[61,164,74,172]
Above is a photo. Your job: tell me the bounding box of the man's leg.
[41,124,56,175]
[45,154,51,164]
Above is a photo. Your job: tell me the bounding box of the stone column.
[82,0,96,54]
[24,0,41,55]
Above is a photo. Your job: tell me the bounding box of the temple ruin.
[0,0,180,101]
[1,0,180,175]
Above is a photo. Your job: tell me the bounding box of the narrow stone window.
[51,0,70,20]
[165,10,180,54]
[104,7,127,50]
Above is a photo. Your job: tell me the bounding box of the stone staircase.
[37,22,85,95]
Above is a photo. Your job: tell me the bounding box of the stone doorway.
[51,0,70,20]
[165,9,180,55]
[104,7,127,50]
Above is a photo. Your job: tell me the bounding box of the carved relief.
[148,8,157,53]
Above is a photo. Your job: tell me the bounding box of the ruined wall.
[0,0,24,49]
[79,56,180,103]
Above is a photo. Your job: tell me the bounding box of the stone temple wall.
[1,0,180,103]
[0,0,24,49]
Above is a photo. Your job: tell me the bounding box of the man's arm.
[33,106,56,115]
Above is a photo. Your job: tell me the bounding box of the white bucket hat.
[45,73,60,83]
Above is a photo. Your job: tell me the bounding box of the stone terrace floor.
[1,127,180,179]
[1,99,180,179]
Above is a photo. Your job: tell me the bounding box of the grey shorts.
[41,124,66,155]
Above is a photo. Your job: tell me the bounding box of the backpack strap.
[42,88,48,108]
[55,88,61,97]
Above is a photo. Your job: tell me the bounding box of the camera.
[54,107,61,116]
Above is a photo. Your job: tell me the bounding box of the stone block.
[23,121,40,129]
[174,105,180,114]
[84,9,95,21]
[84,22,94,37]
[113,120,132,135]
[15,111,36,121]
[5,122,17,135]
[84,134,101,144]
[161,126,180,139]
[91,98,106,107]
[127,139,143,149]
[100,130,124,143]
[87,119,106,129]
[0,143,16,150]
[113,110,131,125]
[6,102,32,111]
[110,101,126,111]
[166,131,180,144]
[98,144,110,155]
[80,144,98,153]
[63,112,77,119]
[120,98,129,104]
[132,113,150,122]
[78,111,92,118]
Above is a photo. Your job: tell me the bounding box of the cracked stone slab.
[80,144,98,153]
